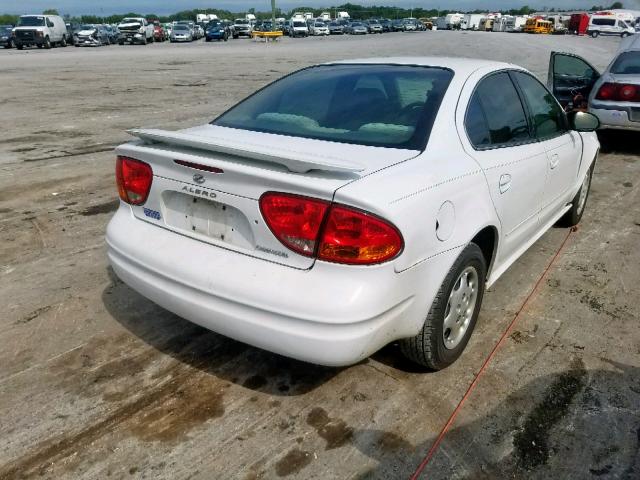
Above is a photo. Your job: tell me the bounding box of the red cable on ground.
[410,227,576,480]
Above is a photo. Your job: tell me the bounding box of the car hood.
[78,29,97,35]
[118,22,142,28]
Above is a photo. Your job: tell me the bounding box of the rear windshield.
[18,16,45,27]
[611,51,640,74]
[213,64,453,150]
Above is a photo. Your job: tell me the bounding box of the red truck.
[569,13,590,35]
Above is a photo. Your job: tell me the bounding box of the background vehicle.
[117,17,154,45]
[108,58,599,369]
[549,39,640,131]
[170,24,193,42]
[205,22,230,42]
[366,19,383,33]
[345,22,368,35]
[289,20,309,37]
[104,25,119,44]
[524,18,553,34]
[587,15,635,37]
[391,19,406,31]
[232,18,252,38]
[328,22,344,34]
[569,13,590,35]
[13,14,68,49]
[310,21,329,36]
[150,21,167,42]
[505,16,528,32]
[75,24,110,46]
[461,13,485,30]
[0,25,14,48]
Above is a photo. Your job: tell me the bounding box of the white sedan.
[107,57,600,369]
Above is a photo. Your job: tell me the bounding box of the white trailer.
[505,15,528,32]
[337,11,350,20]
[460,13,485,30]
[435,17,448,30]
[492,16,511,32]
[444,13,464,29]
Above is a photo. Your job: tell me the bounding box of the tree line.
[0,2,628,26]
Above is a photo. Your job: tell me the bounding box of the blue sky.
[3,0,640,15]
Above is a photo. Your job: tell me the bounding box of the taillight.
[259,192,403,265]
[259,193,329,256]
[318,206,403,265]
[595,82,640,102]
[116,156,153,205]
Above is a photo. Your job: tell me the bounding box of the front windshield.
[611,51,640,74]
[213,64,453,150]
[236,19,249,24]
[293,21,305,27]
[174,25,189,31]
[0,26,12,34]
[122,18,140,24]
[80,25,94,30]
[18,16,45,27]
[315,22,324,27]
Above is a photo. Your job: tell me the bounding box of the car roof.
[329,57,517,76]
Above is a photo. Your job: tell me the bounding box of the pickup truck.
[117,17,154,45]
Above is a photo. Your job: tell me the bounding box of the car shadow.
[101,267,341,396]
[348,359,640,479]
[597,130,638,155]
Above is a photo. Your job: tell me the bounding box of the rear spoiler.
[127,128,365,174]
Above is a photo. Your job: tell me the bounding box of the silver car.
[549,36,640,131]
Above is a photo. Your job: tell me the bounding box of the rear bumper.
[590,105,640,132]
[106,205,452,366]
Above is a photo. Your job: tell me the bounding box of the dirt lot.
[0,31,639,480]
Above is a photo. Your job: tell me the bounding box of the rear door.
[548,52,600,108]
[461,71,547,262]
[513,70,582,221]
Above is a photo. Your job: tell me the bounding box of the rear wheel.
[591,31,599,38]
[558,163,593,227]
[60,35,67,47]
[400,243,486,370]
[621,32,630,38]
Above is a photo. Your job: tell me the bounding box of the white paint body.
[106,57,599,366]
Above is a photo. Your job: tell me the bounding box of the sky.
[3,0,640,16]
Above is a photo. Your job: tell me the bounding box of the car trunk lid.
[118,125,419,269]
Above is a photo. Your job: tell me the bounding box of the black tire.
[61,35,67,47]
[621,32,630,38]
[591,31,599,38]
[141,36,147,45]
[400,243,487,370]
[17,43,23,50]
[4,40,12,49]
[44,36,51,49]
[118,40,124,45]
[558,163,594,227]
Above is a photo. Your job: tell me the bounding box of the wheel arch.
[470,224,499,279]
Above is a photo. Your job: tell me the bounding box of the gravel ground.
[0,31,638,480]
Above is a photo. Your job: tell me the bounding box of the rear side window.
[592,18,616,26]
[512,71,567,140]
[465,72,530,148]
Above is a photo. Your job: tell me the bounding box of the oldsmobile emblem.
[193,173,205,184]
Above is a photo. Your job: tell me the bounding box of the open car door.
[548,51,601,109]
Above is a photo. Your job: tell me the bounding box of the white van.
[13,14,68,49]
[588,15,635,37]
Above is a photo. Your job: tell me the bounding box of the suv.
[13,14,69,49]
[587,15,635,37]
[232,19,252,38]
[0,25,14,48]
[117,17,154,45]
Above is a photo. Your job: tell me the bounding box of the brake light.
[595,82,640,102]
[318,206,403,265]
[116,156,153,205]
[259,192,403,265]
[259,193,329,256]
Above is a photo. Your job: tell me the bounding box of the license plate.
[163,191,239,243]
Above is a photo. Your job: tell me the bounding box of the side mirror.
[568,111,600,132]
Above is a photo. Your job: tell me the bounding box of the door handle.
[499,174,511,194]
[549,154,560,169]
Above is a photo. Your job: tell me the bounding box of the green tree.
[42,9,59,15]
[609,1,623,8]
